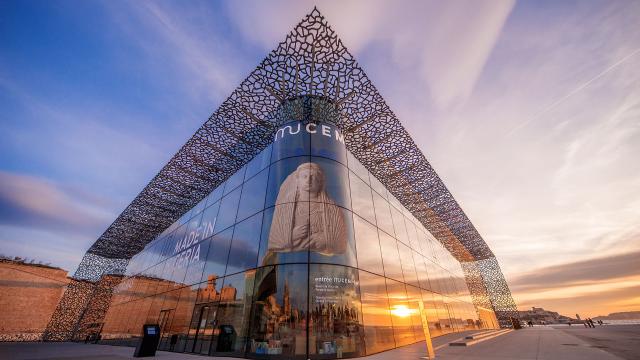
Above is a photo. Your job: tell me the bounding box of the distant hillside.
[593,311,640,320]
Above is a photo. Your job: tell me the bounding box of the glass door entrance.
[188,303,219,354]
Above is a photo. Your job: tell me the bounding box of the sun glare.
[391,305,413,317]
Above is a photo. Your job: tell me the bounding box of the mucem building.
[44,9,517,359]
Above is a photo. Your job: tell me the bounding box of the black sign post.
[133,324,161,357]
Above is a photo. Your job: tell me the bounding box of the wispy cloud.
[510,249,640,316]
[224,0,515,109]
[510,249,640,292]
[0,171,113,235]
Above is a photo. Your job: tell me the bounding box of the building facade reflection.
[99,98,497,358]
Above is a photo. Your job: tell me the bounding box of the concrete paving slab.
[555,324,640,360]
[435,327,625,359]
[1,326,637,360]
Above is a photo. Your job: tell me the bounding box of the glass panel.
[405,285,424,341]
[310,122,347,164]
[265,156,311,209]
[348,171,376,224]
[346,152,369,185]
[190,277,223,354]
[310,156,351,210]
[169,255,189,288]
[248,264,308,359]
[200,228,233,282]
[208,181,226,205]
[211,270,256,356]
[372,192,394,237]
[309,264,364,359]
[378,231,404,282]
[183,239,211,286]
[420,290,441,337]
[157,289,181,350]
[225,212,262,275]
[214,187,242,233]
[385,278,414,347]
[390,208,408,245]
[433,293,452,334]
[167,286,198,352]
[425,260,440,294]
[405,222,420,253]
[358,270,395,355]
[224,165,246,195]
[191,197,208,218]
[353,215,383,276]
[309,206,357,267]
[413,254,432,291]
[258,203,310,266]
[369,175,387,200]
[200,201,220,240]
[272,121,311,162]
[397,243,419,288]
[246,144,273,181]
[187,301,213,354]
[237,168,269,222]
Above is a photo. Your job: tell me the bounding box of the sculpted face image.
[268,162,347,256]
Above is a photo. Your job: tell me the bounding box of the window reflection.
[358,270,395,355]
[188,276,223,354]
[372,193,394,237]
[349,171,376,224]
[397,243,419,289]
[390,207,408,245]
[385,279,415,347]
[237,168,268,222]
[309,264,364,359]
[248,264,308,359]
[226,213,262,276]
[310,122,347,164]
[246,144,272,181]
[214,188,242,233]
[405,285,424,341]
[200,228,233,282]
[353,215,383,275]
[420,290,441,338]
[378,231,403,282]
[346,152,369,185]
[225,165,246,195]
[211,271,256,356]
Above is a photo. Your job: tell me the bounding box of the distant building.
[518,307,575,324]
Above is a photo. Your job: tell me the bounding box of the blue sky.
[1,0,639,317]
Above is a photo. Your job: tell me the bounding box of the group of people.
[583,318,603,328]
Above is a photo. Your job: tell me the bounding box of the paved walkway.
[0,326,637,360]
[433,326,626,359]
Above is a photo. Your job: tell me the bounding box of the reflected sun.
[391,305,413,317]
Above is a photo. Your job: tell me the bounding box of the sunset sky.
[1,0,639,318]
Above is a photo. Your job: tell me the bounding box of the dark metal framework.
[45,8,517,341]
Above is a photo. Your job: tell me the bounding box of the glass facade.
[101,119,490,358]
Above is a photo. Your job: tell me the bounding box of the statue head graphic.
[266,162,347,258]
[296,162,324,194]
